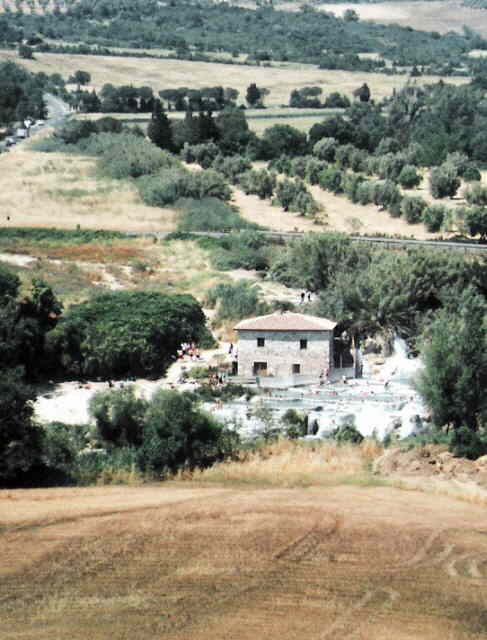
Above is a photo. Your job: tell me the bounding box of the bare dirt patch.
[1,482,486,639]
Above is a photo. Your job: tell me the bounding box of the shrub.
[378,152,406,182]
[97,134,176,179]
[335,144,355,169]
[462,206,487,240]
[403,143,424,167]
[305,158,326,185]
[201,231,270,271]
[212,154,252,183]
[289,156,309,179]
[329,415,364,444]
[398,164,421,189]
[401,195,427,224]
[181,142,220,168]
[240,168,276,199]
[55,119,98,144]
[450,426,487,460]
[422,203,446,232]
[445,151,470,177]
[204,280,269,321]
[366,155,381,176]
[275,178,321,215]
[88,388,239,477]
[343,173,366,203]
[138,168,231,207]
[429,162,460,199]
[313,137,337,162]
[323,92,350,108]
[268,154,292,175]
[464,183,487,206]
[356,180,373,205]
[372,180,401,209]
[281,408,307,439]
[177,197,257,232]
[319,167,343,194]
[349,149,368,173]
[376,137,401,155]
[463,165,481,183]
[89,385,147,447]
[137,168,191,206]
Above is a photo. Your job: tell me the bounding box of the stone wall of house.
[236,330,333,377]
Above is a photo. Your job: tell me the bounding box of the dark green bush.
[398,164,421,189]
[319,167,343,194]
[177,198,258,232]
[401,195,427,224]
[204,280,269,321]
[96,134,176,179]
[450,426,487,460]
[464,183,487,206]
[239,168,276,199]
[212,154,252,183]
[50,291,207,379]
[422,204,446,232]
[313,137,337,162]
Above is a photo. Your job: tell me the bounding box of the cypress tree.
[147,99,174,152]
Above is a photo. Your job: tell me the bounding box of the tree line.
[1,0,486,73]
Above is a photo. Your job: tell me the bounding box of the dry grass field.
[1,464,487,640]
[0,141,465,240]
[278,1,487,38]
[0,144,177,233]
[0,48,468,107]
[74,109,331,134]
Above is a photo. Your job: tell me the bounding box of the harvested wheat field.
[0,145,177,232]
[0,49,468,106]
[1,475,487,640]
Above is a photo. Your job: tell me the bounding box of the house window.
[253,362,267,375]
[292,364,301,374]
[300,339,307,350]
[257,337,265,347]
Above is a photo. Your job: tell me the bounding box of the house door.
[253,362,267,375]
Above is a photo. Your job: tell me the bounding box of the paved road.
[44,93,71,127]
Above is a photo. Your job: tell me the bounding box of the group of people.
[177,342,201,361]
[299,291,313,304]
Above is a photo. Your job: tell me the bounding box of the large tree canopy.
[416,288,487,438]
[49,291,209,378]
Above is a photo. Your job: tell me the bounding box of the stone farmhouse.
[234,311,337,379]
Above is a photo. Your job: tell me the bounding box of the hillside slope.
[1,481,487,639]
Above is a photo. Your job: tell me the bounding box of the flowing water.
[210,337,427,441]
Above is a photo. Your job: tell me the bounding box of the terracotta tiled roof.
[234,312,336,332]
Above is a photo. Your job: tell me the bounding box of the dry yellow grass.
[279,0,487,38]
[188,438,384,487]
[1,475,487,640]
[74,109,329,134]
[0,144,177,232]
[0,48,468,107]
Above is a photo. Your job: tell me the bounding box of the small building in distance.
[234,311,337,379]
